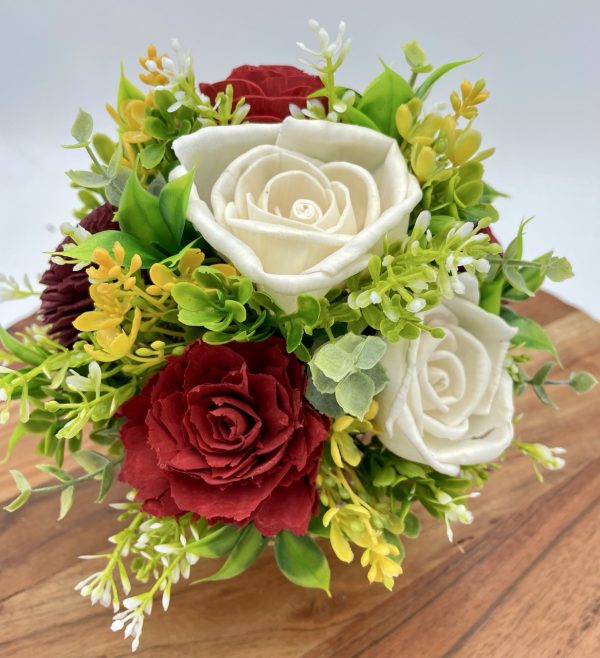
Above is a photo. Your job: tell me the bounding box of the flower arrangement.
[0,19,596,652]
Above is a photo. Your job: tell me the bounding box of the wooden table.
[1,292,599,658]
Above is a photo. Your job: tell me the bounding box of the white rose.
[375,274,517,475]
[172,117,421,310]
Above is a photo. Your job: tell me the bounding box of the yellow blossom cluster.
[395,79,494,184]
[317,402,406,590]
[106,96,154,168]
[73,243,228,371]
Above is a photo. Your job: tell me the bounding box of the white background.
[1,0,598,327]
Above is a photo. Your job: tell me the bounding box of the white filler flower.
[172,117,421,310]
[375,273,517,475]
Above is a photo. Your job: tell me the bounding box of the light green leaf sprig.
[345,212,500,342]
[307,333,388,419]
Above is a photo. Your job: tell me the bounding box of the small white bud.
[407,298,426,313]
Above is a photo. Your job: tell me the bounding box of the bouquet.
[0,19,596,652]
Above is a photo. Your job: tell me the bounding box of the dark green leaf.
[296,294,321,326]
[186,524,242,558]
[96,463,115,502]
[284,320,304,353]
[194,524,267,583]
[159,169,194,245]
[403,512,421,538]
[117,170,177,253]
[274,531,331,595]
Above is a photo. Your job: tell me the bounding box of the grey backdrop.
[1,0,598,326]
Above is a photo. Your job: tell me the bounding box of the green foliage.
[171,268,271,344]
[307,334,388,419]
[501,307,559,360]
[345,214,500,342]
[508,356,596,406]
[57,230,161,268]
[195,525,267,583]
[355,60,413,138]
[274,531,331,595]
[117,168,195,257]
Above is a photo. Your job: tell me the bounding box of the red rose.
[118,337,329,536]
[200,64,322,123]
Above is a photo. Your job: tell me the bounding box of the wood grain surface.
[0,292,599,658]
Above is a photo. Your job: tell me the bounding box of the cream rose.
[172,118,421,309]
[375,274,517,475]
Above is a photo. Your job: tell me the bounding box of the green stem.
[32,455,123,494]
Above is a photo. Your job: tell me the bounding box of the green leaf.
[58,485,75,520]
[0,327,46,365]
[60,230,160,268]
[159,169,194,245]
[194,524,267,583]
[3,489,31,512]
[9,469,30,493]
[357,60,413,137]
[187,524,242,558]
[503,265,534,297]
[70,109,93,145]
[340,106,381,132]
[354,336,387,370]
[140,142,167,170]
[569,372,597,394]
[73,449,110,474]
[274,531,331,596]
[500,307,559,360]
[415,56,479,100]
[36,464,73,482]
[479,277,504,314]
[66,170,110,189]
[403,512,421,538]
[117,63,144,110]
[96,463,115,502]
[295,294,321,326]
[335,371,375,419]
[117,170,177,254]
[546,256,574,282]
[284,320,304,353]
[1,424,26,464]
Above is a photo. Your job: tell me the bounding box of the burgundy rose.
[40,203,116,346]
[117,337,329,536]
[200,64,322,123]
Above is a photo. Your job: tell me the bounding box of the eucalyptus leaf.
[274,531,331,596]
[66,170,110,189]
[335,371,375,419]
[70,109,93,145]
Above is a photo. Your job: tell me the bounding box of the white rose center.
[291,199,322,223]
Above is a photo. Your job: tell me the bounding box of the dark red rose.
[40,204,116,346]
[117,337,329,536]
[200,65,323,123]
